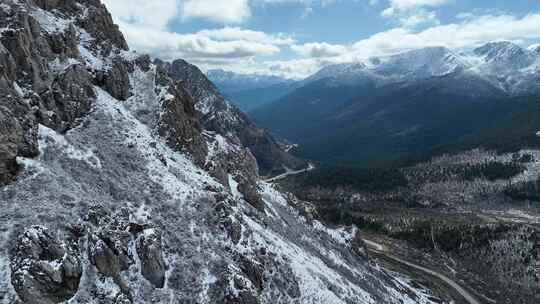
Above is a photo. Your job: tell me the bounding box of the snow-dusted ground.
[415,148,540,185]
[0,1,444,303]
[0,64,437,304]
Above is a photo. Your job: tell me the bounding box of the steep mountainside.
[156,59,305,176]
[252,43,540,165]
[0,1,438,304]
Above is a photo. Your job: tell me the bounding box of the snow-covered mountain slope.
[307,42,540,96]
[0,1,438,303]
[374,47,468,80]
[302,63,377,87]
[473,41,535,71]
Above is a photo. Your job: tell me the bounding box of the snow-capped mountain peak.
[304,47,466,86]
[373,46,466,79]
[474,41,535,69]
[304,62,368,83]
[207,69,292,92]
[303,41,540,96]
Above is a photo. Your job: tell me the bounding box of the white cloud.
[119,23,283,61]
[181,0,251,23]
[352,13,540,54]
[264,13,540,78]
[103,1,540,79]
[382,0,447,28]
[102,0,179,30]
[102,0,292,66]
[196,27,295,45]
[291,42,349,57]
[386,0,448,13]
[398,9,439,28]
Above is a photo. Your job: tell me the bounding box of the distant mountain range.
[207,69,295,112]
[249,42,540,166]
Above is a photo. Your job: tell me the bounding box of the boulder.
[39,64,95,131]
[136,229,167,288]
[0,107,22,184]
[94,58,131,101]
[10,226,82,304]
[157,80,208,165]
[238,179,265,211]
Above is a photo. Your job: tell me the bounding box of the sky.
[102,0,540,79]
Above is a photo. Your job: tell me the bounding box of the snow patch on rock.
[38,125,102,169]
[30,7,72,34]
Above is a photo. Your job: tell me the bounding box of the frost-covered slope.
[0,1,437,303]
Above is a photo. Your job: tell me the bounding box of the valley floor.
[364,236,483,304]
[275,148,540,304]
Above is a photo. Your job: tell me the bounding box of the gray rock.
[214,196,242,244]
[163,59,306,177]
[47,24,80,60]
[33,0,128,53]
[85,207,136,300]
[0,77,37,184]
[10,226,82,304]
[33,0,63,10]
[75,0,129,53]
[86,208,134,279]
[87,233,123,278]
[0,43,17,81]
[238,179,265,211]
[157,79,208,166]
[39,64,95,131]
[95,58,131,101]
[0,107,22,184]
[225,291,260,304]
[136,229,167,288]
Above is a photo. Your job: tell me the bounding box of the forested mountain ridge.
[251,43,540,166]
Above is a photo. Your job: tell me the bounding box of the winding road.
[264,163,315,183]
[364,239,481,304]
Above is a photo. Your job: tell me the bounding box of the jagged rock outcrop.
[0,107,24,184]
[136,229,167,288]
[157,59,305,177]
[95,58,131,101]
[0,0,206,183]
[155,59,306,209]
[38,64,95,131]
[10,226,82,304]
[238,178,265,210]
[155,64,208,165]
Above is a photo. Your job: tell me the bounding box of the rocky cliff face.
[158,59,305,177]
[0,1,440,303]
